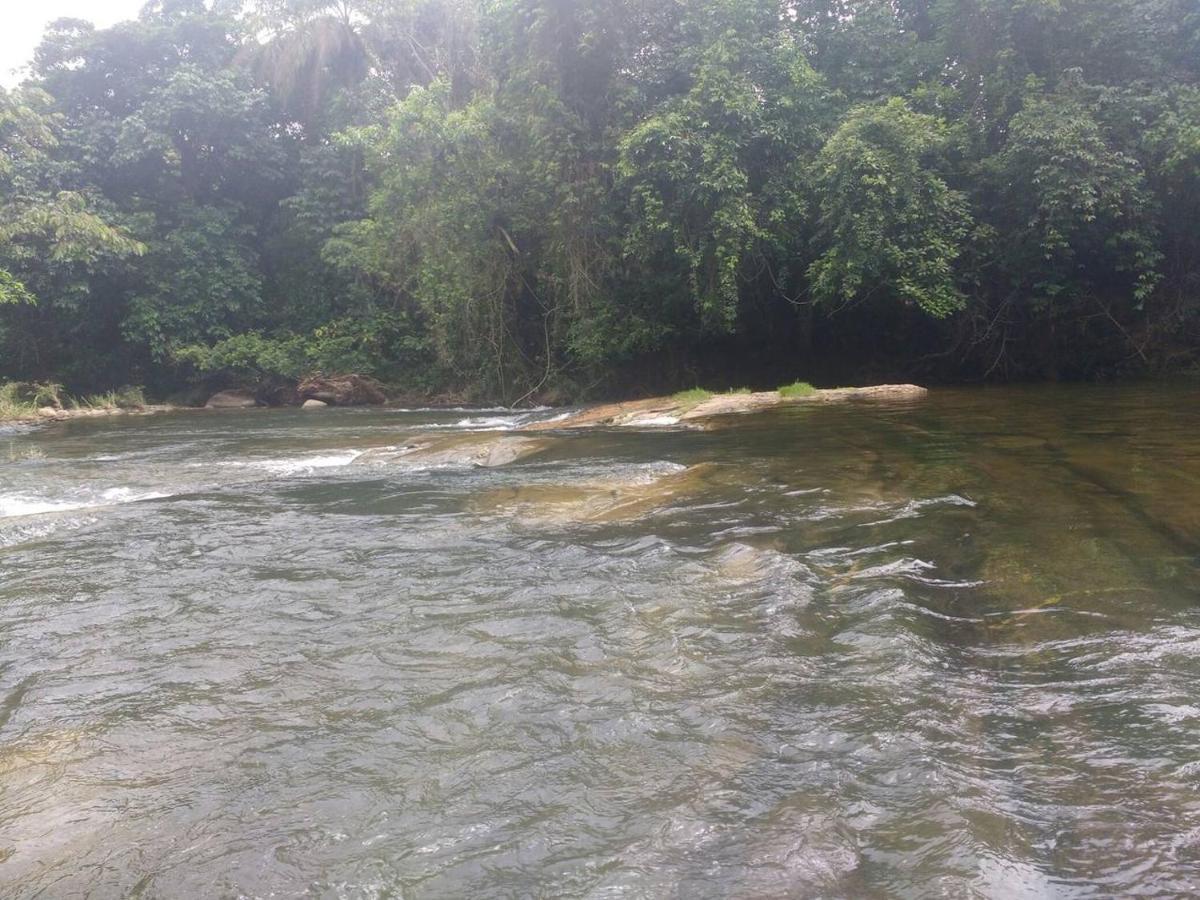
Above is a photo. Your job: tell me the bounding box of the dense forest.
[2,0,1199,403]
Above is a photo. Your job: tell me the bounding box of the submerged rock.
[356,433,554,469]
[713,542,791,581]
[0,728,88,778]
[296,374,386,407]
[204,390,258,409]
[471,463,726,524]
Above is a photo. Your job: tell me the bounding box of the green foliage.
[0,381,64,417]
[672,388,715,408]
[71,386,147,410]
[177,312,431,383]
[2,0,1200,396]
[0,86,145,325]
[332,81,526,393]
[618,2,827,331]
[984,85,1162,308]
[0,270,35,306]
[124,204,264,360]
[0,380,148,418]
[809,99,970,318]
[778,381,816,397]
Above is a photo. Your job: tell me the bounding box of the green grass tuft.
[778,380,817,398]
[671,387,714,408]
[1,381,147,421]
[0,381,64,418]
[75,385,146,410]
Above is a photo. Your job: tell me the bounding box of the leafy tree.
[619,0,829,332]
[986,86,1160,307]
[0,86,144,377]
[809,98,970,318]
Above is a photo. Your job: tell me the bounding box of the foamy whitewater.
[0,487,172,519]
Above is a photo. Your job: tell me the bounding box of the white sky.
[1,0,147,87]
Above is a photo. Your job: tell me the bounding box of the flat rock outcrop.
[526,384,928,431]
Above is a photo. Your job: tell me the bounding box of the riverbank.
[2,405,181,427]
[0,382,181,428]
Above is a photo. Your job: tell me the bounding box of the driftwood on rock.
[296,374,387,407]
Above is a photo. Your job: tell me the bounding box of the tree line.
[2,0,1199,402]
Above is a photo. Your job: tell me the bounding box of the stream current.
[1,386,1199,897]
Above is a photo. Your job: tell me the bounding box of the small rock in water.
[301,399,328,410]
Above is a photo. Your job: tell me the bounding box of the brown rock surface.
[297,374,387,407]
[470,463,728,524]
[204,390,258,409]
[527,384,929,431]
[356,433,554,469]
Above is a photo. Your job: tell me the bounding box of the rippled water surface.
[2,386,1200,897]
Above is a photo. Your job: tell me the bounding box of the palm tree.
[243,0,482,131]
[242,1,371,132]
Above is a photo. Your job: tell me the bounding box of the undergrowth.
[778,381,817,398]
[0,381,146,419]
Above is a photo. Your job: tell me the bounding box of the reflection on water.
[1,386,1199,897]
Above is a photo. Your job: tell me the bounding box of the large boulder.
[302,399,328,410]
[296,374,387,407]
[204,389,258,409]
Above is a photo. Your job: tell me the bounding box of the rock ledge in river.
[526,384,929,430]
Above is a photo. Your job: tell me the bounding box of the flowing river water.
[1,385,1199,898]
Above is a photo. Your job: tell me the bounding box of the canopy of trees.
[3,0,1200,400]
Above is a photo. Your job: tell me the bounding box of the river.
[1,385,1198,897]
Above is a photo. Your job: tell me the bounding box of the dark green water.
[1,386,1199,897]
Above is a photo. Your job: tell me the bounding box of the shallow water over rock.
[1,386,1199,897]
